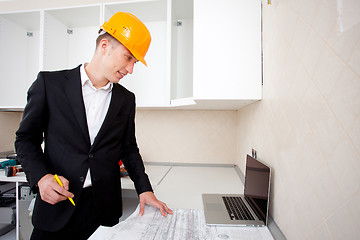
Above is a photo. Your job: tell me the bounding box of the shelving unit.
[0,11,40,109]
[43,5,101,71]
[171,0,262,109]
[0,176,25,240]
[0,0,262,110]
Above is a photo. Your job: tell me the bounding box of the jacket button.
[80,177,84,182]
[89,154,93,159]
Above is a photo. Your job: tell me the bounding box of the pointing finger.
[139,201,145,216]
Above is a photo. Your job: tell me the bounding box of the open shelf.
[43,5,101,71]
[0,11,41,108]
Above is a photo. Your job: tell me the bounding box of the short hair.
[95,30,121,50]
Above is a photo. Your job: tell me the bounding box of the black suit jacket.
[15,65,152,232]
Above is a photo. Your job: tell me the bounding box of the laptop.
[202,155,271,226]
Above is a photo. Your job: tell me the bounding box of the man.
[15,12,172,240]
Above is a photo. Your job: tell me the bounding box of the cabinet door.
[0,12,40,109]
[193,0,262,100]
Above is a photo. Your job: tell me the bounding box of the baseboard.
[267,215,287,240]
[145,162,236,168]
[234,164,245,183]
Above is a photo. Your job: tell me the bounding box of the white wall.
[1,109,238,164]
[135,110,237,164]
[236,0,360,239]
[0,112,22,152]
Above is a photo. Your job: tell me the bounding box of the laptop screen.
[244,155,271,223]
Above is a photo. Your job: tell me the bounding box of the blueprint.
[90,205,274,240]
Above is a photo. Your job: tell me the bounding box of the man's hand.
[37,174,74,205]
[139,191,173,217]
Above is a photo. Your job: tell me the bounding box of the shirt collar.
[80,64,113,91]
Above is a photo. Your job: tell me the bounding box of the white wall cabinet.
[0,0,262,110]
[171,0,262,109]
[42,6,101,71]
[0,11,40,109]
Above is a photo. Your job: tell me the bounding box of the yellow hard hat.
[101,12,151,66]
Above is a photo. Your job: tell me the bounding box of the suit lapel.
[91,84,125,151]
[64,65,91,147]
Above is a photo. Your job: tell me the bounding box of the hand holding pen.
[37,174,75,206]
[54,174,75,206]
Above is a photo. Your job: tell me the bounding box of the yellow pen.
[54,174,75,206]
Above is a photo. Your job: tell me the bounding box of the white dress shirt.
[80,64,113,187]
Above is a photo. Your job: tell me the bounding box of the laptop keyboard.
[222,196,255,221]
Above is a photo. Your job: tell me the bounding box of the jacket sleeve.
[120,96,153,195]
[15,72,50,191]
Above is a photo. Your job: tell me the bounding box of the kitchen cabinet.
[0,1,171,109]
[171,0,262,109]
[42,5,101,72]
[0,11,41,109]
[0,0,262,110]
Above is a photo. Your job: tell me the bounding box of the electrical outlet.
[252,149,257,159]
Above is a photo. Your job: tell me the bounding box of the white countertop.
[154,165,243,210]
[120,164,171,190]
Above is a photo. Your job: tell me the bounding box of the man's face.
[101,40,138,84]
